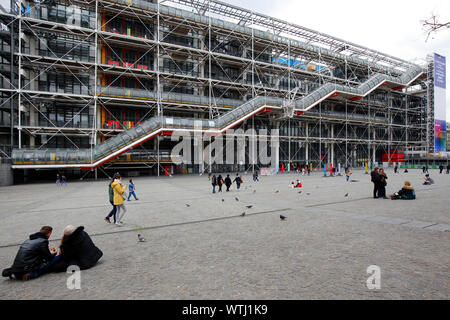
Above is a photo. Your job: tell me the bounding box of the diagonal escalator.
[12,66,424,169]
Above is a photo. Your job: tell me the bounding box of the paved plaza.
[0,168,449,300]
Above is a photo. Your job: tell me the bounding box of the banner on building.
[434,53,447,152]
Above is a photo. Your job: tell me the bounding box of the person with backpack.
[127,179,139,201]
[105,176,117,224]
[233,174,243,190]
[112,173,127,226]
[346,169,352,182]
[217,175,224,192]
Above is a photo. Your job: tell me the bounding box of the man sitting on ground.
[391,181,416,200]
[2,226,61,280]
[423,174,435,185]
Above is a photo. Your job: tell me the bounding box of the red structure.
[382,151,405,164]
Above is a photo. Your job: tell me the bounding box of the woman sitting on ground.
[52,225,103,272]
[391,181,416,200]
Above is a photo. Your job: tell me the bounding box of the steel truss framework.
[0,0,429,177]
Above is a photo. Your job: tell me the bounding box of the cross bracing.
[0,0,430,177]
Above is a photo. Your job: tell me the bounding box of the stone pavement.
[0,168,449,299]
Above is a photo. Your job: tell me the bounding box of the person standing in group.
[307,165,311,176]
[439,165,444,174]
[225,174,232,192]
[127,179,139,201]
[217,175,224,192]
[447,164,450,174]
[105,176,117,224]
[370,167,381,199]
[233,174,243,190]
[211,175,217,193]
[56,174,61,186]
[112,173,127,226]
[346,169,352,182]
[61,175,67,186]
[378,168,388,199]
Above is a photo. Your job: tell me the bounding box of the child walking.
[127,179,139,201]
[346,170,352,182]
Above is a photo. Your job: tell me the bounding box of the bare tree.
[422,14,450,41]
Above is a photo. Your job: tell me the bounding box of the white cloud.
[1,0,449,120]
[227,0,450,121]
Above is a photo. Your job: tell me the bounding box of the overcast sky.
[1,0,449,120]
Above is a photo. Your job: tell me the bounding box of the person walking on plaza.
[422,165,426,174]
[217,175,224,192]
[112,173,127,226]
[61,175,67,186]
[447,164,450,174]
[225,174,232,192]
[105,176,117,224]
[127,179,139,201]
[2,226,60,281]
[394,164,398,174]
[346,169,352,182]
[56,174,61,186]
[371,167,381,199]
[233,174,243,190]
[253,170,259,182]
[378,168,388,199]
[211,175,217,193]
[439,165,444,174]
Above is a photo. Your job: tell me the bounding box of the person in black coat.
[217,175,223,192]
[2,226,60,280]
[370,168,381,199]
[211,175,217,193]
[52,225,103,272]
[224,174,232,192]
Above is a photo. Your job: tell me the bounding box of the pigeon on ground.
[241,212,246,217]
[280,215,287,220]
[138,234,146,242]
[186,204,191,207]
[306,193,310,195]
[235,197,239,202]
[222,199,225,202]
[344,193,349,197]
[246,205,253,209]
[275,190,279,193]
[298,191,302,194]
[253,190,256,194]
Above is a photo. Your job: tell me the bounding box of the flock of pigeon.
[137,180,350,242]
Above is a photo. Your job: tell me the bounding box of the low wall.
[0,164,13,186]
